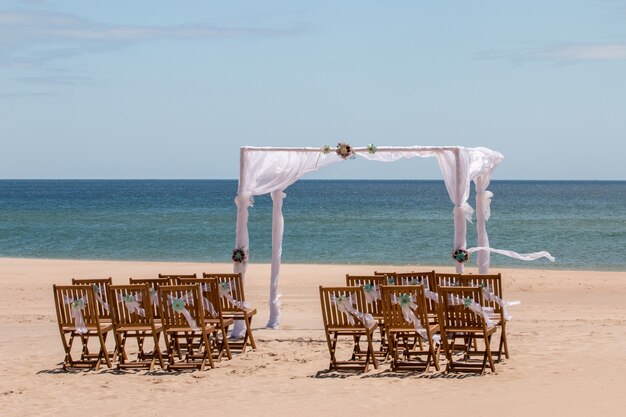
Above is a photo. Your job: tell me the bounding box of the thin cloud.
[15,75,97,85]
[0,92,56,98]
[0,10,304,68]
[477,42,626,65]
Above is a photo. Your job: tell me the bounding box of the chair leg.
[366,331,378,370]
[245,314,256,350]
[153,331,165,369]
[97,331,112,368]
[486,334,496,372]
[221,323,232,360]
[501,322,510,359]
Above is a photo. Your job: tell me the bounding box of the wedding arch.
[231,145,554,333]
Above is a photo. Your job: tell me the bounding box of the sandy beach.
[1,257,625,417]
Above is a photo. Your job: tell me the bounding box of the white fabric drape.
[267,190,285,329]
[233,148,341,332]
[471,147,505,273]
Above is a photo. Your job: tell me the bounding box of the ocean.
[0,180,624,271]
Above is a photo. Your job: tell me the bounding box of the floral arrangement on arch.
[232,247,248,263]
[451,248,470,264]
[335,142,355,159]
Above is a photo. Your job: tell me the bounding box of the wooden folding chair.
[380,285,441,372]
[180,278,233,361]
[437,286,497,374]
[202,272,257,352]
[108,284,165,370]
[158,273,197,286]
[129,277,170,320]
[53,284,113,370]
[157,285,216,371]
[319,286,379,372]
[461,273,511,360]
[345,274,388,358]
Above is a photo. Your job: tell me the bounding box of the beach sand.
[1,257,625,417]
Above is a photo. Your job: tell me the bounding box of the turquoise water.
[0,180,624,270]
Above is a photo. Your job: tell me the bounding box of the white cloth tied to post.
[362,283,381,304]
[480,285,521,321]
[392,293,441,344]
[448,294,498,328]
[168,293,199,331]
[92,284,110,312]
[117,292,145,317]
[218,281,252,312]
[200,283,219,318]
[64,296,88,334]
[467,246,555,263]
[330,293,376,329]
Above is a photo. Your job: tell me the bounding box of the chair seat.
[387,323,439,334]
[165,325,215,333]
[62,324,113,333]
[221,308,257,318]
[327,325,376,335]
[115,324,162,332]
[206,317,234,326]
[446,326,497,336]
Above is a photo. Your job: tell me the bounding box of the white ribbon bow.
[362,283,381,304]
[330,293,376,329]
[392,294,440,344]
[218,281,252,311]
[117,292,145,317]
[448,294,497,328]
[480,285,521,321]
[64,296,88,334]
[199,283,219,318]
[168,293,199,331]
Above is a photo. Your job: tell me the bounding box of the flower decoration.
[397,293,413,307]
[463,297,474,307]
[367,144,377,154]
[387,276,395,285]
[452,248,470,264]
[321,145,331,154]
[171,298,186,313]
[232,247,247,263]
[363,283,375,293]
[336,142,354,160]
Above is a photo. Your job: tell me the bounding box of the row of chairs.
[53,273,256,371]
[319,271,516,374]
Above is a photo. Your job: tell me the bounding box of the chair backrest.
[53,284,101,330]
[157,285,205,331]
[345,275,386,317]
[179,277,223,319]
[129,277,170,318]
[393,271,437,315]
[202,273,246,313]
[435,272,462,289]
[380,285,430,331]
[71,277,113,319]
[108,284,154,328]
[437,286,488,331]
[319,286,369,330]
[158,273,197,286]
[460,273,503,314]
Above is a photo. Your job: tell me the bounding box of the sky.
[1,0,625,180]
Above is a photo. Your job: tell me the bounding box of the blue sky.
[1,0,625,180]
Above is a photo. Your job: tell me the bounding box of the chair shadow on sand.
[312,368,480,380]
